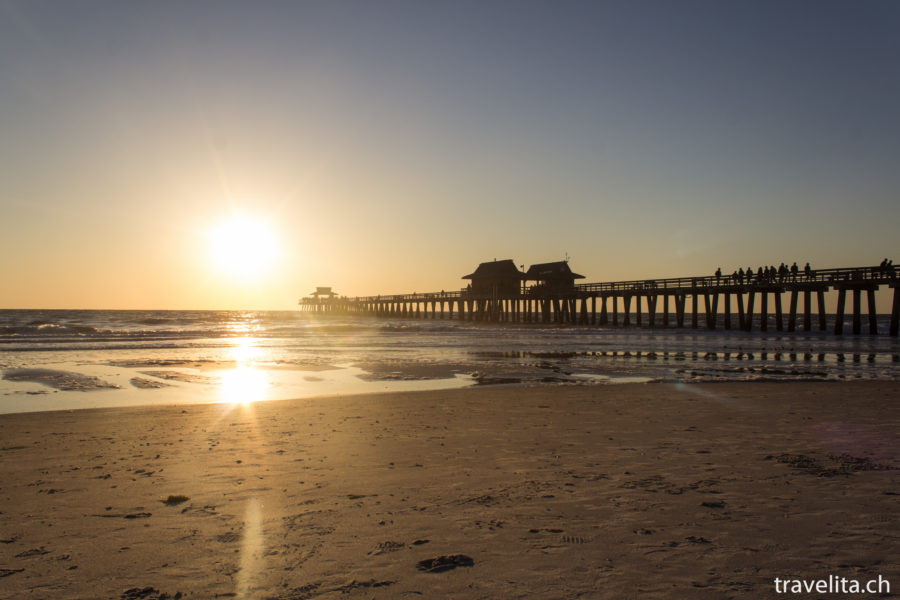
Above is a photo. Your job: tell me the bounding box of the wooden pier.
[299,265,900,336]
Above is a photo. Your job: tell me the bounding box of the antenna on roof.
[564,252,570,263]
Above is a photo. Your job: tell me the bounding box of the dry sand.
[0,382,898,599]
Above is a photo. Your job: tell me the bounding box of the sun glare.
[220,367,269,405]
[217,338,270,405]
[208,214,279,281]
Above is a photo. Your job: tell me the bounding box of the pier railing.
[299,265,899,336]
[575,265,896,293]
[310,266,896,304]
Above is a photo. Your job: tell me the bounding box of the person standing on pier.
[804,262,812,280]
[715,267,722,284]
[791,262,799,281]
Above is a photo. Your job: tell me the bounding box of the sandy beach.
[0,382,897,599]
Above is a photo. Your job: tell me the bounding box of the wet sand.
[0,382,898,599]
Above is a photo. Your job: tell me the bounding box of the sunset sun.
[208,214,279,281]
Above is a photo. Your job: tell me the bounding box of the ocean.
[1,309,899,414]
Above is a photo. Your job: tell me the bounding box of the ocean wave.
[0,323,103,336]
[136,317,181,325]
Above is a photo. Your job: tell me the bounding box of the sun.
[208,214,280,281]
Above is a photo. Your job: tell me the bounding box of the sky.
[1,0,898,309]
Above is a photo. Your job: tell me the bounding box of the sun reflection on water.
[226,320,262,335]
[220,338,269,405]
[220,367,269,405]
[229,337,263,363]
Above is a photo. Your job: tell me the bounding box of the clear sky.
[1,0,898,309]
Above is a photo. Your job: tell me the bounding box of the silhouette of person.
[804,262,811,280]
[715,267,721,284]
[791,262,799,281]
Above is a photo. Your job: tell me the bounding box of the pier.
[299,264,900,336]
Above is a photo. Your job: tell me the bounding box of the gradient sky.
[1,0,898,309]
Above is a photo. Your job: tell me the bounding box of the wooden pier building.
[462,259,524,296]
[525,261,585,295]
[299,264,900,336]
[309,286,337,299]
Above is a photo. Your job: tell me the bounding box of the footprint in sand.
[416,555,474,573]
[0,568,25,578]
[561,535,590,544]
[120,587,184,599]
[216,531,242,543]
[370,540,405,555]
[15,547,50,558]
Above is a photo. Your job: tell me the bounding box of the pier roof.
[462,259,525,280]
[309,287,338,297]
[524,261,585,280]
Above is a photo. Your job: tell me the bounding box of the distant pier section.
[299,261,900,336]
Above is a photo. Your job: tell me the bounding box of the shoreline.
[4,309,899,417]
[1,382,898,598]
[2,372,895,418]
